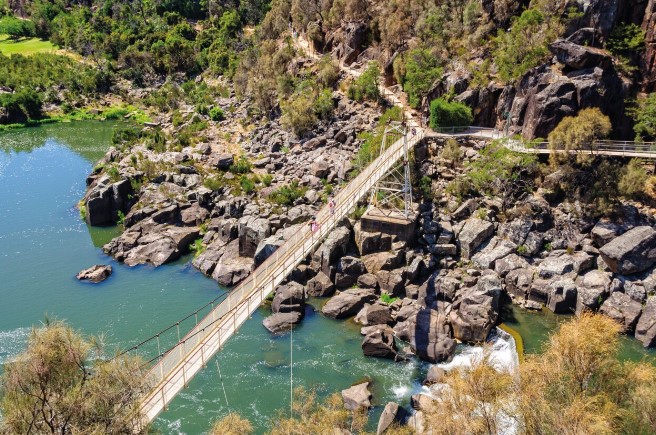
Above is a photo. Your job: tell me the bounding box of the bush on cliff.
[429,97,473,131]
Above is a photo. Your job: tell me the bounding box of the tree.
[0,321,149,434]
[423,314,656,435]
[548,108,612,166]
[210,412,253,435]
[429,97,473,130]
[268,388,367,435]
[399,48,442,108]
[347,61,380,102]
[619,159,649,199]
[632,93,656,141]
[494,8,562,82]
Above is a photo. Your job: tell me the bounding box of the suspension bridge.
[121,40,656,428]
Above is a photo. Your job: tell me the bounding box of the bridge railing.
[138,127,426,422]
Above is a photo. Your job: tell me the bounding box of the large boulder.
[636,296,656,348]
[211,239,253,287]
[76,265,112,283]
[450,280,501,343]
[312,225,351,276]
[393,309,456,363]
[354,222,392,255]
[457,219,494,259]
[362,328,398,359]
[546,278,578,314]
[306,271,335,297]
[549,40,612,70]
[599,292,643,332]
[253,224,301,266]
[599,226,656,275]
[262,312,302,333]
[238,216,271,258]
[355,303,393,326]
[377,402,407,435]
[362,251,404,274]
[85,178,134,226]
[272,282,305,314]
[322,288,377,319]
[341,382,372,410]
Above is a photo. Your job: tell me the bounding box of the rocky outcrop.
[84,176,134,226]
[377,402,407,435]
[394,309,456,363]
[306,271,335,297]
[599,226,656,275]
[599,292,643,332]
[272,282,305,314]
[76,265,112,283]
[636,296,656,347]
[322,288,377,319]
[549,40,612,70]
[341,382,372,410]
[362,328,398,359]
[642,0,656,92]
[456,218,494,259]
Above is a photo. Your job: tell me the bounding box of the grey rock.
[76,265,112,283]
[457,219,494,259]
[362,328,398,359]
[306,271,335,297]
[355,303,393,326]
[546,278,578,314]
[322,288,377,319]
[272,282,305,314]
[600,226,656,275]
[636,296,656,348]
[262,312,302,333]
[341,382,372,410]
[600,292,643,332]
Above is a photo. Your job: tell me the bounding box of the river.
[0,122,653,434]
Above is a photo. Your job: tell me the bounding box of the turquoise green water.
[502,304,656,363]
[0,122,432,434]
[1,122,654,435]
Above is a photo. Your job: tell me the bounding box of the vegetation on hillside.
[0,321,148,434]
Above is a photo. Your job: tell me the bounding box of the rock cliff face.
[492,39,633,138]
[642,0,656,92]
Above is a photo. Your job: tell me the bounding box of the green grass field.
[0,34,58,56]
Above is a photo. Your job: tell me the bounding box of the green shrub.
[209,106,225,121]
[313,88,334,120]
[261,174,273,186]
[230,155,252,174]
[347,62,380,102]
[607,23,645,56]
[0,16,36,39]
[618,159,648,199]
[268,181,306,206]
[380,292,399,305]
[400,49,442,108]
[116,210,126,226]
[240,175,256,194]
[420,175,433,200]
[106,165,121,182]
[190,238,205,257]
[429,98,473,130]
[281,92,317,137]
[204,175,223,191]
[494,8,559,82]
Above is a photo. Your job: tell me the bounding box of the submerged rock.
[262,312,302,333]
[76,265,112,283]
